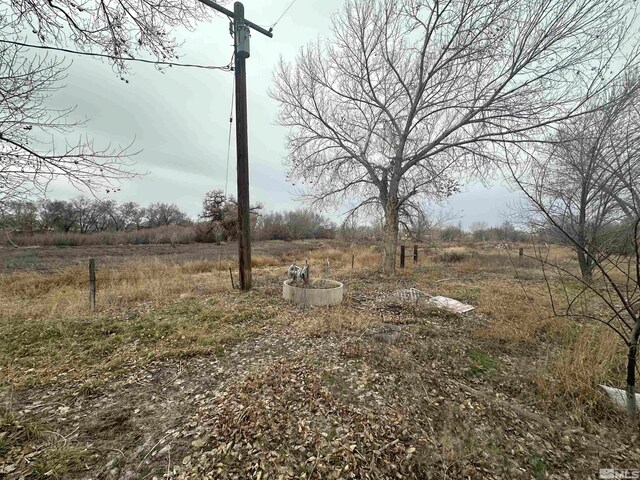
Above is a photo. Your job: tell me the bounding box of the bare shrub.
[438,248,468,263]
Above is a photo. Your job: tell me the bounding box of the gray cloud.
[42,0,517,225]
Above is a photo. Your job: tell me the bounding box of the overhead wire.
[224,21,236,197]
[225,65,235,197]
[3,8,283,198]
[270,0,300,29]
[0,38,234,71]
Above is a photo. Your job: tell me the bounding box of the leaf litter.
[2,278,640,479]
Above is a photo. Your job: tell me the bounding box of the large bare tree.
[271,0,639,273]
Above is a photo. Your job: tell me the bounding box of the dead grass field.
[0,241,638,479]
[0,239,334,273]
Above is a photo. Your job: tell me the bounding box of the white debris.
[387,288,475,314]
[287,261,310,284]
[429,295,475,314]
[599,385,640,410]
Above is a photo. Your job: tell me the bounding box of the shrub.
[438,247,468,263]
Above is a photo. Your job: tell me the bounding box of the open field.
[0,240,333,273]
[0,241,638,479]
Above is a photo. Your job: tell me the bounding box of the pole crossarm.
[197,0,274,37]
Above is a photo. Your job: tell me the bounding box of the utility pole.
[197,0,273,291]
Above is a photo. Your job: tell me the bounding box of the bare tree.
[38,198,77,232]
[122,202,147,230]
[146,202,189,227]
[1,0,221,208]
[272,0,639,273]
[3,0,212,71]
[199,189,261,242]
[93,199,118,231]
[401,201,456,243]
[518,76,640,282]
[509,79,640,422]
[0,200,37,234]
[114,201,142,230]
[0,40,136,207]
[69,196,99,232]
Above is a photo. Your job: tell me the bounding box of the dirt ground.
[1,243,639,479]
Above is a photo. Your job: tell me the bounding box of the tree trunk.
[382,196,399,275]
[627,324,639,424]
[577,250,593,283]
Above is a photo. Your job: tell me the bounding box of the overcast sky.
[44,0,521,229]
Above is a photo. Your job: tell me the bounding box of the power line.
[0,39,234,71]
[271,0,300,29]
[225,70,235,197]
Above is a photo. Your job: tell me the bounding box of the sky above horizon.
[41,0,522,229]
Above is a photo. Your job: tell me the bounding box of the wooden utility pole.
[234,2,252,290]
[197,0,273,291]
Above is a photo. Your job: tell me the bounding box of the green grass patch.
[0,435,9,455]
[450,285,481,304]
[78,379,105,397]
[468,349,498,377]
[529,453,550,480]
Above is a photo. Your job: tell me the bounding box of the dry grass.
[306,244,382,271]
[0,258,285,387]
[535,324,627,414]
[251,255,281,268]
[1,241,638,479]
[291,306,379,335]
[0,245,384,389]
[472,279,563,343]
[8,225,198,247]
[429,248,629,416]
[0,242,630,419]
[437,246,470,263]
[0,259,230,320]
[0,295,276,387]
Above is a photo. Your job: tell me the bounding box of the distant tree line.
[0,198,190,235]
[0,192,340,245]
[467,222,529,243]
[0,193,530,246]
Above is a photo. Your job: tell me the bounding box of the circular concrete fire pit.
[283,279,344,306]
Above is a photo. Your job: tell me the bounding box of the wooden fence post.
[351,253,355,269]
[413,244,418,264]
[519,247,524,257]
[400,245,406,269]
[89,258,96,313]
[229,267,235,289]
